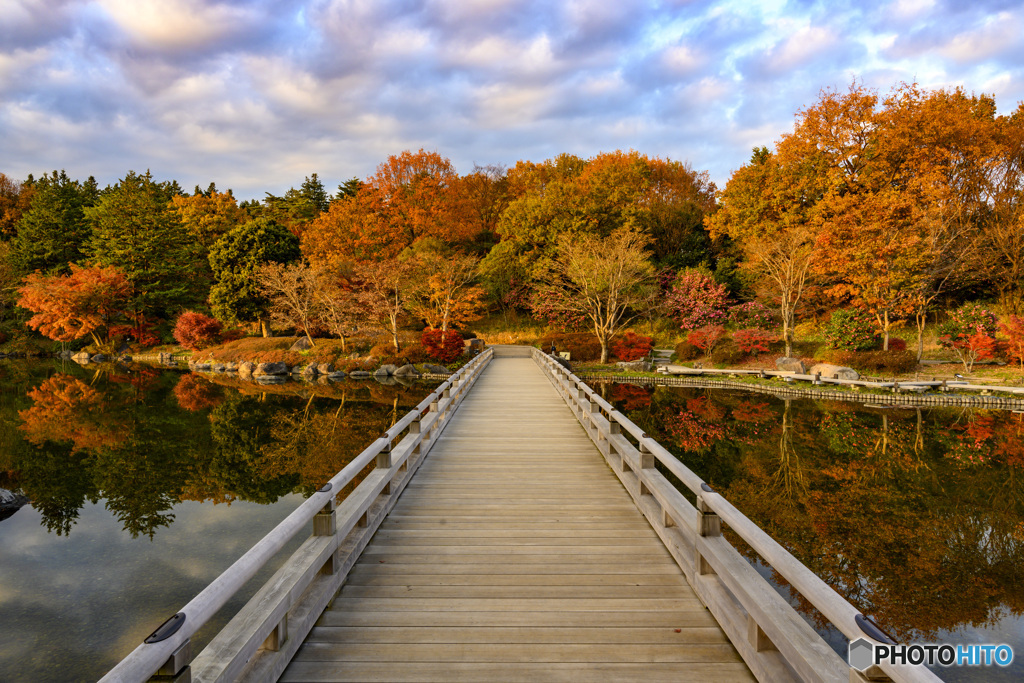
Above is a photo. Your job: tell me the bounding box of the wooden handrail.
[532,349,941,683]
[100,348,493,683]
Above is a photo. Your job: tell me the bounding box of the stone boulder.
[374,364,398,377]
[0,488,30,523]
[349,370,371,378]
[255,374,287,384]
[289,336,314,351]
[90,353,107,363]
[775,357,807,374]
[424,363,450,375]
[72,351,91,363]
[237,361,256,379]
[225,362,238,372]
[317,362,334,375]
[212,363,227,372]
[57,349,73,359]
[255,361,289,376]
[327,370,347,379]
[809,363,860,381]
[393,364,421,377]
[300,365,318,379]
[616,360,651,372]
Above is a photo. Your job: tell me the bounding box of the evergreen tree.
[85,171,194,320]
[11,170,97,275]
[208,217,301,336]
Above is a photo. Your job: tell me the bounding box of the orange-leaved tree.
[707,146,821,357]
[404,240,485,333]
[17,264,131,346]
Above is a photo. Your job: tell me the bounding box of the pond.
[597,381,1024,682]
[0,359,439,683]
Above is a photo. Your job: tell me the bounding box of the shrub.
[942,329,998,373]
[851,350,918,374]
[537,332,603,361]
[887,337,907,351]
[728,301,776,329]
[173,311,223,351]
[733,328,776,355]
[1001,315,1024,372]
[819,348,918,374]
[673,340,700,361]
[823,309,878,351]
[612,331,653,362]
[665,269,730,331]
[400,343,430,364]
[938,303,998,345]
[368,343,398,359]
[421,329,465,363]
[687,325,726,357]
[710,340,744,365]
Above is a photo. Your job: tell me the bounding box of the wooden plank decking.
[280,354,753,682]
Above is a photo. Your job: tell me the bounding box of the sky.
[2,0,1023,201]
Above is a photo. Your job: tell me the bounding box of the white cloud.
[96,0,257,52]
[940,12,1022,64]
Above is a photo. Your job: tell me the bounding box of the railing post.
[148,640,191,683]
[377,439,393,494]
[638,441,654,495]
[695,495,720,576]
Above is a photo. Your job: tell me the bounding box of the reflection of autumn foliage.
[608,384,651,411]
[942,414,996,467]
[731,400,773,424]
[19,375,127,453]
[666,399,726,453]
[174,374,225,412]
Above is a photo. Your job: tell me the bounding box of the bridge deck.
[280,355,753,682]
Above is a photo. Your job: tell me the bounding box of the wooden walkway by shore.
[280,352,752,682]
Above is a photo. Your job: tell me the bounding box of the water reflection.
[2,363,434,539]
[601,382,1024,672]
[0,359,439,682]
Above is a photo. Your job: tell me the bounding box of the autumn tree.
[0,172,33,240]
[17,264,131,346]
[208,218,301,336]
[404,240,485,332]
[171,186,247,248]
[485,151,716,286]
[707,147,820,356]
[256,261,322,346]
[533,227,658,363]
[86,171,193,324]
[978,103,1024,314]
[303,151,485,269]
[351,258,415,353]
[313,266,361,351]
[10,171,98,276]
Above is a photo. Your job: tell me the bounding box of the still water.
[599,382,1024,682]
[0,359,438,682]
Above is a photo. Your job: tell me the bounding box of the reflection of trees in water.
[606,384,1024,642]
[7,365,435,539]
[771,400,807,498]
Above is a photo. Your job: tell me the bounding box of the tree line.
[1,80,1023,364]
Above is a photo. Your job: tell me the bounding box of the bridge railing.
[533,349,940,683]
[101,348,493,683]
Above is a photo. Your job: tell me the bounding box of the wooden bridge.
[103,346,940,683]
